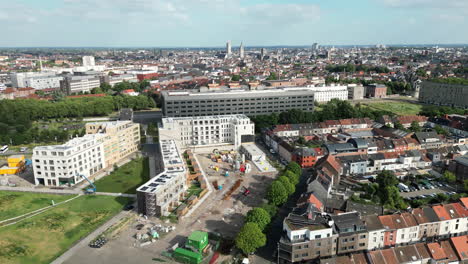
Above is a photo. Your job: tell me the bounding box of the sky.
[1,0,468,47]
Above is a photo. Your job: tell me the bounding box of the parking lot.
[399,182,457,199]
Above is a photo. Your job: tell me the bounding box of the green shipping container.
[173,248,202,264]
[187,231,208,252]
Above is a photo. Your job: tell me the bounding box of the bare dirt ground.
[65,147,278,264]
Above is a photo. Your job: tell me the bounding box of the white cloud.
[382,0,468,8]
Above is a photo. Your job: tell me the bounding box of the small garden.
[93,157,149,194]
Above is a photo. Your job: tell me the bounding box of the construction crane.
[77,173,96,194]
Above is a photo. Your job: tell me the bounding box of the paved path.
[52,209,133,264]
[0,194,82,227]
[0,186,136,198]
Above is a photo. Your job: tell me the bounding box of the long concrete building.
[419,81,468,108]
[33,121,140,186]
[158,115,255,149]
[161,87,316,117]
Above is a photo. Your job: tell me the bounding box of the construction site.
[64,141,278,264]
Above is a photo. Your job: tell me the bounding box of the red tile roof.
[441,240,459,262]
[308,194,323,210]
[460,197,468,209]
[450,235,468,260]
[432,204,452,221]
[427,242,447,260]
[381,248,398,264]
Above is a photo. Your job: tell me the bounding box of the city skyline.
[1,0,468,47]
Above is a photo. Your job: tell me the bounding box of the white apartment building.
[60,75,101,95]
[25,75,63,90]
[85,121,140,168]
[159,115,255,149]
[33,121,140,187]
[33,134,105,186]
[82,56,95,67]
[10,72,61,89]
[306,85,349,102]
[136,139,187,217]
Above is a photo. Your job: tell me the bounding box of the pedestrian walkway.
[0,194,82,227]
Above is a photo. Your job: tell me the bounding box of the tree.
[443,171,456,183]
[100,82,112,92]
[277,176,295,195]
[266,181,288,206]
[376,171,406,209]
[235,223,266,255]
[231,75,241,82]
[91,87,103,94]
[434,125,448,136]
[284,170,299,186]
[260,203,278,217]
[464,180,468,192]
[266,72,278,80]
[409,121,421,133]
[394,121,405,130]
[285,162,302,177]
[245,208,271,231]
[297,136,306,145]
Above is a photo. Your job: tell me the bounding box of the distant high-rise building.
[240,42,245,59]
[261,48,266,60]
[312,43,319,51]
[82,56,95,67]
[226,41,232,55]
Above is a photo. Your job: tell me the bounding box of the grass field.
[0,195,131,264]
[93,157,150,194]
[0,191,74,221]
[362,101,423,115]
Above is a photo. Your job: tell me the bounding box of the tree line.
[235,162,302,255]
[326,64,390,74]
[0,95,155,146]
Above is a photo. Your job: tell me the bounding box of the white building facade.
[159,115,255,149]
[32,135,105,186]
[306,85,349,102]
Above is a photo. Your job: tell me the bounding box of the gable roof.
[450,235,468,260]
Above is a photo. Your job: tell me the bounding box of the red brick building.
[136,72,160,81]
[366,84,387,98]
[292,148,319,168]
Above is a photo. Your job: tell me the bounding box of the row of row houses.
[278,197,468,263]
[320,236,467,264]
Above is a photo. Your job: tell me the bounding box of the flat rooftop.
[162,114,249,123]
[136,139,185,194]
[34,134,104,151]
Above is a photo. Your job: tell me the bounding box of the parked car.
[19,147,28,152]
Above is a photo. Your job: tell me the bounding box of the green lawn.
[0,195,131,264]
[362,101,423,115]
[0,191,74,221]
[93,157,150,194]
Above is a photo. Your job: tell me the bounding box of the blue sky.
[1,0,467,47]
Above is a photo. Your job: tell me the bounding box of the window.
[315,235,321,239]
[302,253,308,257]
[360,235,366,239]
[359,243,365,247]
[316,242,321,247]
